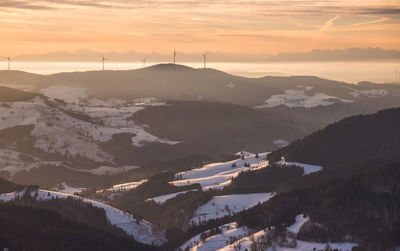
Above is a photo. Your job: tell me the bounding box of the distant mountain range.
[0,65,400,189]
[1,64,400,250]
[5,47,400,62]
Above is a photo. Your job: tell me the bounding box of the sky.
[0,0,400,56]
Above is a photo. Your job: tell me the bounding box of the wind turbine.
[2,55,11,71]
[142,58,146,68]
[173,49,176,64]
[202,53,208,69]
[101,55,107,71]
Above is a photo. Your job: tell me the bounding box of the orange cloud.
[0,0,399,55]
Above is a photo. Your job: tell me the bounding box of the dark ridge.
[0,177,23,193]
[0,86,37,102]
[268,107,400,168]
[143,63,195,71]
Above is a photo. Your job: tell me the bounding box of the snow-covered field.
[0,86,179,175]
[273,139,289,148]
[191,193,275,224]
[347,87,388,98]
[265,240,357,251]
[170,152,321,191]
[95,179,148,199]
[218,214,357,251]
[40,85,88,104]
[277,159,323,175]
[255,84,392,109]
[171,152,269,190]
[179,222,250,251]
[287,214,309,234]
[0,148,63,178]
[147,189,198,204]
[84,165,140,176]
[0,189,167,245]
[51,182,85,194]
[103,179,148,192]
[255,89,352,109]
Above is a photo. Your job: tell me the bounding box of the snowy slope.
[218,214,357,251]
[51,182,85,194]
[104,179,148,192]
[171,152,269,190]
[191,193,275,224]
[95,179,148,200]
[265,240,357,251]
[0,148,63,178]
[0,91,179,173]
[147,189,198,204]
[255,89,352,109]
[287,214,309,234]
[277,159,323,175]
[0,189,167,245]
[179,223,250,251]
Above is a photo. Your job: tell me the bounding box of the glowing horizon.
[0,0,399,57]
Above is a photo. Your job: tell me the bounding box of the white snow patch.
[131,127,180,147]
[0,97,43,131]
[234,151,253,157]
[179,222,250,251]
[297,85,313,91]
[348,88,388,98]
[51,182,85,195]
[147,189,198,204]
[273,139,289,148]
[277,159,323,175]
[255,89,352,108]
[220,216,356,251]
[287,214,309,234]
[102,179,148,192]
[40,85,88,104]
[171,152,269,190]
[0,96,179,162]
[87,165,140,176]
[265,241,357,251]
[191,193,274,224]
[133,97,166,106]
[0,148,63,177]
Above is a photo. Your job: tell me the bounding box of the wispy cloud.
[0,0,399,15]
[0,0,399,54]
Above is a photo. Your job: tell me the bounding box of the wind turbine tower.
[173,50,176,64]
[101,55,107,71]
[3,56,11,71]
[142,58,146,68]
[202,54,207,68]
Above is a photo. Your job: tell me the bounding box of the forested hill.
[0,177,22,193]
[0,86,37,102]
[268,107,400,168]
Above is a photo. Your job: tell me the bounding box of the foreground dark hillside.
[237,162,400,250]
[0,177,22,193]
[0,203,157,251]
[269,107,400,169]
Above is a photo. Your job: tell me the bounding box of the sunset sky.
[0,0,399,56]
